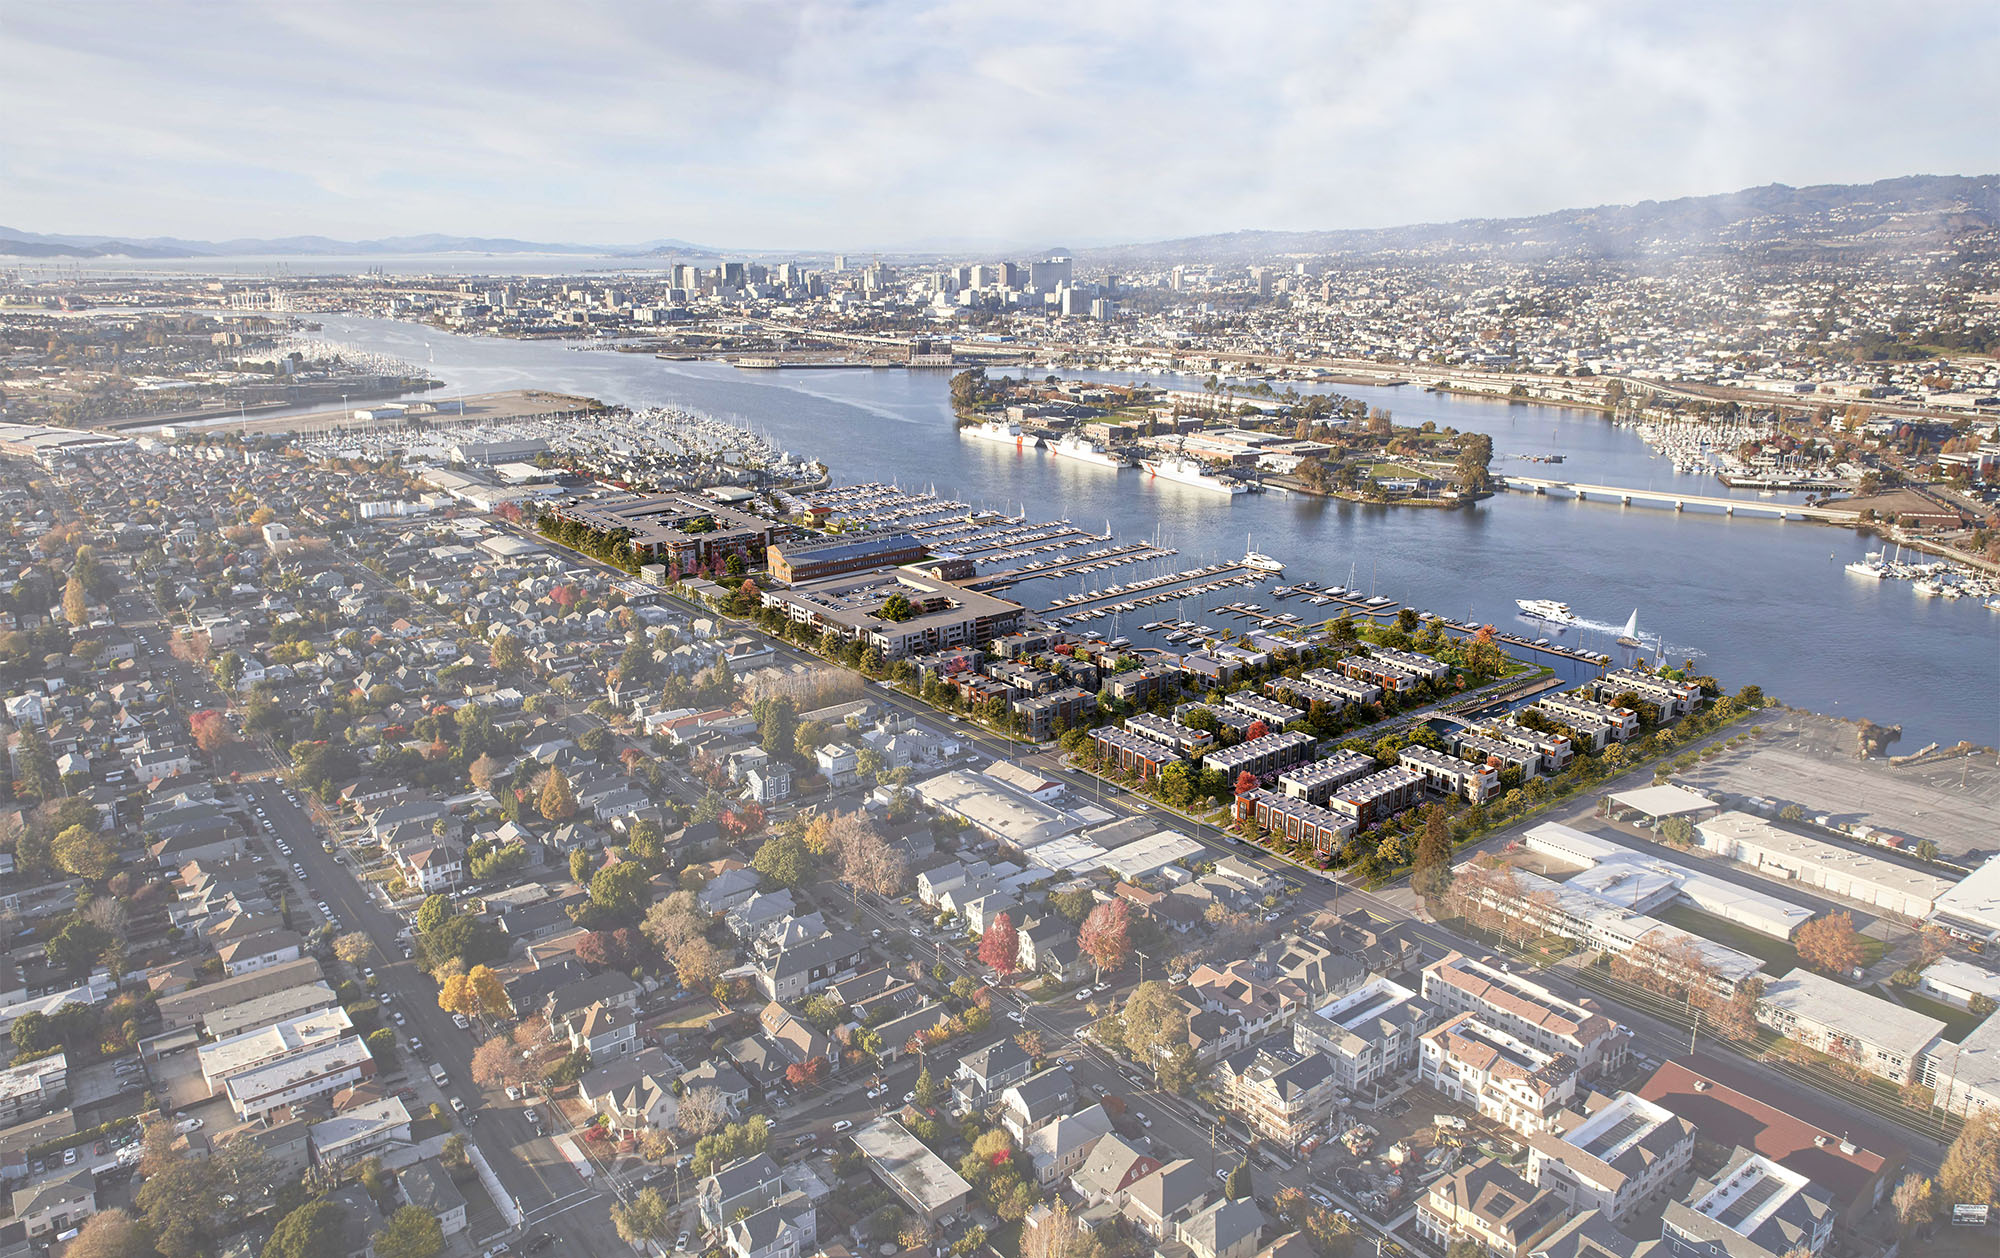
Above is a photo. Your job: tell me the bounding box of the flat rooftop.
[1760,969,1946,1057]
[1698,812,1954,906]
[851,1116,972,1214]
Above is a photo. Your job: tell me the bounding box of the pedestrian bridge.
[1499,477,1860,523]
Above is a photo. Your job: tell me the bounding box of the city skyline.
[4,0,1996,251]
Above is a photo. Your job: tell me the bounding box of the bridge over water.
[1498,476,1860,523]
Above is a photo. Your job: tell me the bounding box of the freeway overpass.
[1499,476,1862,523]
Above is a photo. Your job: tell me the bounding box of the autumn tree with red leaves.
[189,710,232,755]
[1077,900,1132,977]
[979,912,1020,977]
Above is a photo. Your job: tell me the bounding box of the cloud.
[1,0,1993,249]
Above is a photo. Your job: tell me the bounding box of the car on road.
[1007,1010,1026,1023]
[1075,986,1095,1001]
[908,927,922,937]
[902,1092,915,1104]
[393,1012,406,1026]
[452,1013,471,1030]
[1135,1112,1151,1127]
[832,1120,853,1133]
[523,1235,555,1255]
[677,1233,691,1252]
[450,1097,466,1114]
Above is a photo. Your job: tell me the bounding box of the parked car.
[832,1120,853,1133]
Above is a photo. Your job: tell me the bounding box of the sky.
[2,0,1995,252]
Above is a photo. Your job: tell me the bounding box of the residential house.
[1417,1158,1567,1258]
[397,1158,468,1237]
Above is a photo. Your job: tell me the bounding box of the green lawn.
[1656,903,1804,975]
[1877,987,1989,1043]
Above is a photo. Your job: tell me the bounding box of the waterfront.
[301,315,1998,749]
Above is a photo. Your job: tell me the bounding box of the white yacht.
[1049,432,1130,468]
[1845,552,1887,579]
[1140,453,1248,495]
[1241,534,1285,573]
[961,420,1040,448]
[1516,598,1577,624]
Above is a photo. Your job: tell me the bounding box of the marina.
[292,316,2000,748]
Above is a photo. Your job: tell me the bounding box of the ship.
[1242,544,1285,574]
[1139,453,1249,495]
[1049,432,1130,468]
[960,420,1040,448]
[1516,599,1577,625]
[1845,551,1887,579]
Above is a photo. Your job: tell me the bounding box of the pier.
[969,542,1176,590]
[1499,476,1860,522]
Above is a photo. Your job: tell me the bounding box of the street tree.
[1077,900,1132,976]
[979,912,1020,977]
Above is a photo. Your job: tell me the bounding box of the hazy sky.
[3,0,1994,251]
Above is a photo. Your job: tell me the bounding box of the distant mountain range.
[4,174,1995,264]
[1081,174,2000,266]
[0,226,723,260]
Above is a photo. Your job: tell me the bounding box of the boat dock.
[1036,564,1270,624]
[969,541,1177,590]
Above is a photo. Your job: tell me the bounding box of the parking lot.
[1673,713,2000,862]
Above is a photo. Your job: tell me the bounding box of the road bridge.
[1499,476,1860,522]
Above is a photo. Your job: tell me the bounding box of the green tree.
[263,1199,347,1258]
[569,849,593,884]
[51,824,116,880]
[1224,1161,1252,1201]
[372,1206,444,1258]
[914,1065,944,1107]
[415,894,453,935]
[1660,816,1696,847]
[752,833,814,890]
[589,861,653,921]
[1121,980,1188,1076]
[537,767,577,822]
[611,1188,675,1246]
[1410,805,1453,905]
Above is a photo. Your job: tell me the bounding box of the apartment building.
[1238,790,1356,856]
[1090,727,1185,780]
[1291,976,1440,1096]
[1422,953,1630,1078]
[1125,713,1214,755]
[1755,971,1944,1086]
[1223,693,1305,730]
[1479,721,1573,773]
[1536,693,1639,746]
[1420,1013,1580,1136]
[1213,1046,1340,1149]
[1298,669,1382,707]
[223,1037,376,1120]
[1593,670,1701,719]
[1327,766,1426,828]
[1276,751,1377,806]
[1263,675,1355,713]
[1398,746,1500,804]
[1417,1158,1567,1258]
[1526,1091,1695,1229]
[1452,730,1544,780]
[1203,731,1316,783]
[1660,1151,1834,1258]
[1338,655,1418,694]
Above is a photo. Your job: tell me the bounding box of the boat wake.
[1518,613,1707,661]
